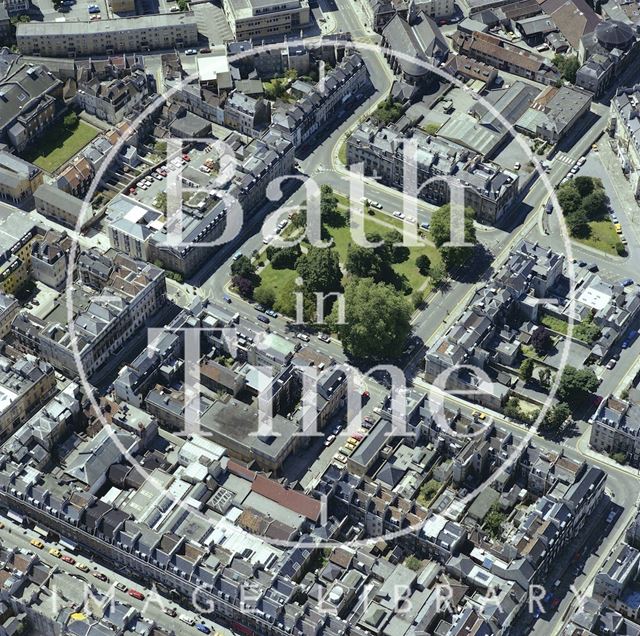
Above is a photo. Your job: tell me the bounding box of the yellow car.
[76,563,90,573]
[478,413,487,420]
[345,442,356,452]
[49,548,62,558]
[347,437,360,446]
[615,223,623,234]
[472,410,480,418]
[30,539,44,549]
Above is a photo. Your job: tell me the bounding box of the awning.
[7,510,23,524]
[59,538,77,552]
[34,525,49,538]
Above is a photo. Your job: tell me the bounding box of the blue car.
[621,278,634,286]
[223,295,231,304]
[196,625,211,635]
[622,340,630,349]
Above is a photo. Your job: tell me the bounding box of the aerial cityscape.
[0,0,640,634]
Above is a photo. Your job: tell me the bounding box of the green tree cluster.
[552,54,580,83]
[371,96,404,125]
[557,366,599,409]
[556,177,608,238]
[430,204,477,271]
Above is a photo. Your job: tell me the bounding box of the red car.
[61,555,76,565]
[128,589,145,601]
[182,154,191,162]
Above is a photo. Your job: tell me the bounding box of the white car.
[296,332,310,342]
[324,435,336,447]
[513,162,521,170]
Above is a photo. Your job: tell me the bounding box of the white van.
[179,614,195,626]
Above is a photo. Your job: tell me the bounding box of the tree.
[267,245,301,269]
[504,397,524,421]
[384,229,410,263]
[231,255,257,282]
[320,185,344,227]
[566,208,591,238]
[582,189,608,220]
[346,245,383,279]
[253,286,276,308]
[531,325,551,354]
[416,254,431,276]
[553,54,580,83]
[405,556,422,571]
[290,209,307,229]
[430,204,477,271]
[519,358,534,382]
[556,185,582,216]
[177,0,189,9]
[574,314,601,344]
[232,275,255,299]
[542,402,572,433]
[64,112,79,129]
[334,278,411,360]
[296,246,342,294]
[154,192,167,213]
[429,262,447,286]
[557,366,599,407]
[610,451,627,465]
[484,505,505,539]
[573,176,595,198]
[537,367,552,388]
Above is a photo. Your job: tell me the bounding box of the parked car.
[76,563,90,572]
[256,315,270,324]
[184,49,198,55]
[324,434,336,447]
[61,555,76,565]
[606,359,617,370]
[296,332,310,342]
[318,333,331,342]
[49,548,62,558]
[163,607,177,617]
[266,309,278,318]
[128,589,145,601]
[621,278,634,286]
[30,539,44,549]
[92,571,108,582]
[115,582,128,592]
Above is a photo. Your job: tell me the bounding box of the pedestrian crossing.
[555,152,577,167]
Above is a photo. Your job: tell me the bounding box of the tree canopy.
[295,246,342,294]
[334,278,412,359]
[557,366,599,408]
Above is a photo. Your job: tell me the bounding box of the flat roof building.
[16,14,199,58]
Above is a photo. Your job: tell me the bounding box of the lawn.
[541,313,568,335]
[575,219,624,256]
[23,121,99,173]
[255,213,441,312]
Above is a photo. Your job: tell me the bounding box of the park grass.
[23,121,99,173]
[541,313,568,335]
[575,219,624,256]
[257,215,442,310]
